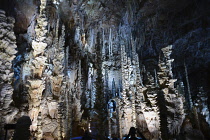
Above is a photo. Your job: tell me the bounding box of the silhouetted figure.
[82,130,92,140]
[13,116,31,140]
[125,127,147,140]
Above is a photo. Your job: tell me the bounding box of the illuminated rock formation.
[0,9,18,139]
[0,0,210,140]
[27,0,48,136]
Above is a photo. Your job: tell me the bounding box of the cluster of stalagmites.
[19,0,85,139]
[1,0,210,140]
[19,0,66,139]
[0,9,18,138]
[26,0,48,136]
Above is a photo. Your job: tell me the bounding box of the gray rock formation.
[0,9,18,139]
[0,0,209,140]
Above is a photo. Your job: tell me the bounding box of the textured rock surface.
[0,0,210,140]
[0,9,18,139]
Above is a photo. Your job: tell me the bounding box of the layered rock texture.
[0,0,210,140]
[0,9,18,139]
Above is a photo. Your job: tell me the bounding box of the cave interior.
[0,0,210,140]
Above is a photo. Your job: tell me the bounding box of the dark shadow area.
[13,116,31,140]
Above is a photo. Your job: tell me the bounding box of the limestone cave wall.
[0,0,210,140]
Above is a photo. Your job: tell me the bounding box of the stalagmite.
[26,0,49,137]
[158,45,185,136]
[0,9,18,138]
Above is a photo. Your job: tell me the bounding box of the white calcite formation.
[27,5,47,139]
[24,0,67,138]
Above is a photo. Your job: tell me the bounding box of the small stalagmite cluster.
[0,0,210,140]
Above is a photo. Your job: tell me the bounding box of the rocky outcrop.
[0,9,18,139]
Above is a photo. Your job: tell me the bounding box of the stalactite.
[184,60,193,110]
[109,28,113,58]
[102,28,105,57]
[89,28,95,53]
[112,78,116,97]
